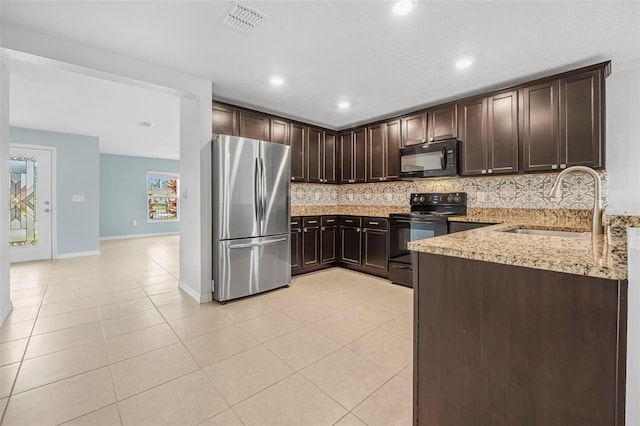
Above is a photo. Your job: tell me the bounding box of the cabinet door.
[363,228,388,273]
[290,123,306,181]
[368,123,385,182]
[353,128,367,183]
[340,132,354,183]
[428,104,457,141]
[459,98,487,176]
[239,111,270,141]
[320,225,337,264]
[487,90,519,174]
[402,111,428,146]
[307,127,323,183]
[385,119,401,180]
[302,226,320,267]
[559,70,604,169]
[340,226,361,265]
[212,104,239,136]
[323,132,338,184]
[270,119,289,145]
[290,229,301,270]
[522,81,560,172]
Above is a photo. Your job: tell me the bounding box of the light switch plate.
[72,195,85,202]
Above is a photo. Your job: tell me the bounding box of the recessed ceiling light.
[269,76,284,86]
[337,101,351,109]
[455,58,473,69]
[392,0,415,16]
[138,121,154,128]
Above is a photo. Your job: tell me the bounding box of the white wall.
[0,24,213,307]
[606,58,640,425]
[0,61,12,324]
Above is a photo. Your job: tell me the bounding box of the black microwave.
[399,139,459,178]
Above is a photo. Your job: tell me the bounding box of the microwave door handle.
[440,149,445,170]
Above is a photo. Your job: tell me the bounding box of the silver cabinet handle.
[369,221,379,225]
[321,227,326,231]
[481,170,487,174]
[487,169,493,174]
[298,229,302,233]
[304,229,308,233]
[356,229,361,233]
[308,220,317,224]
[560,164,567,169]
[326,219,335,223]
[552,165,558,170]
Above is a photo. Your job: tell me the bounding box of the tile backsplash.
[291,172,607,210]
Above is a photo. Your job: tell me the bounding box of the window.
[147,172,179,222]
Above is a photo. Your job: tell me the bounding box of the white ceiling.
[2,1,640,157]
[8,61,181,160]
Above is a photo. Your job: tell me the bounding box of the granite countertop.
[409,208,630,281]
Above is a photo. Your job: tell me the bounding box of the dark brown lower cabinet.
[320,216,338,263]
[448,221,496,234]
[414,253,627,426]
[292,216,338,276]
[339,217,388,278]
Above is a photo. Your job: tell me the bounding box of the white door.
[9,146,53,263]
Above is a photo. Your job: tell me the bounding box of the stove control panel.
[410,192,467,206]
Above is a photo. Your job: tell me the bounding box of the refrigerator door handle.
[254,157,260,223]
[260,156,267,229]
[228,237,288,249]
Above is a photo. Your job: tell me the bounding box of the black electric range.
[388,192,467,287]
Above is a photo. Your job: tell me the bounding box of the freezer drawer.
[214,234,291,302]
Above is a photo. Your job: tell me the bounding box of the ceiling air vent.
[222,1,266,34]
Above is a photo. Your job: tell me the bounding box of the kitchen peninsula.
[408,210,636,426]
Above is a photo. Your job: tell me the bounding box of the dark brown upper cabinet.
[368,119,400,182]
[341,128,367,183]
[307,127,323,183]
[459,91,518,176]
[559,69,604,169]
[290,123,306,182]
[323,132,338,184]
[270,119,289,145]
[458,97,487,175]
[522,67,605,172]
[212,104,239,136]
[487,90,519,174]
[428,104,457,142]
[239,110,270,141]
[401,111,428,147]
[522,81,560,172]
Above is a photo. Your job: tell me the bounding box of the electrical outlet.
[348,194,354,201]
[131,219,137,227]
[386,193,393,202]
[315,192,321,201]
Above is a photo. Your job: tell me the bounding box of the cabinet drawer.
[321,216,338,226]
[303,217,320,228]
[340,216,362,227]
[363,217,388,229]
[290,217,302,230]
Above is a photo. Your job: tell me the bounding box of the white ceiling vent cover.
[222,1,267,34]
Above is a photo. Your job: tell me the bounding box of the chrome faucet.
[548,166,603,234]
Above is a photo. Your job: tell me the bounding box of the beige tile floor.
[0,236,413,426]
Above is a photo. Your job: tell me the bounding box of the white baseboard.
[179,281,211,304]
[55,250,100,259]
[100,231,179,241]
[0,301,14,327]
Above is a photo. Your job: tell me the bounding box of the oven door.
[389,217,448,287]
[389,218,448,264]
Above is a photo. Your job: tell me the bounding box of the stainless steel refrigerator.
[211,135,291,303]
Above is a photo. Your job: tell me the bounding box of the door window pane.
[9,155,38,246]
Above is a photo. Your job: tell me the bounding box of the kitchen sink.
[499,228,590,237]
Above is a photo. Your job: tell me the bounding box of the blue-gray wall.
[100,154,179,238]
[10,127,100,255]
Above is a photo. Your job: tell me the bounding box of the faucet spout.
[548,166,603,234]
